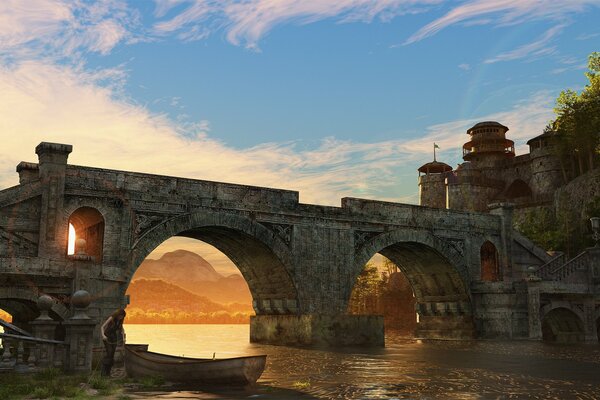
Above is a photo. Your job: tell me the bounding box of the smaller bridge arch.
[0,287,69,322]
[352,228,475,339]
[540,303,585,343]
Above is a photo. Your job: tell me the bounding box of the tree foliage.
[550,52,600,178]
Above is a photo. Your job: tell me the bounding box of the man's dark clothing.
[101,318,123,377]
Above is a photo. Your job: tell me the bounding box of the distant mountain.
[136,250,223,282]
[133,250,252,305]
[127,279,228,313]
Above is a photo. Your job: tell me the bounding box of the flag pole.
[433,143,436,162]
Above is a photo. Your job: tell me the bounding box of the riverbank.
[0,367,166,400]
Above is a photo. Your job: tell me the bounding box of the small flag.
[434,143,440,149]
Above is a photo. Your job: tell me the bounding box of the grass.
[292,380,311,390]
[0,367,167,399]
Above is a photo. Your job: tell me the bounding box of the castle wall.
[529,148,563,199]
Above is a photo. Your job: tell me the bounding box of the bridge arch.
[540,305,584,343]
[0,287,69,322]
[126,210,300,314]
[352,229,474,338]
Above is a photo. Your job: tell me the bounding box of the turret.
[418,151,453,208]
[462,121,514,169]
[526,131,563,199]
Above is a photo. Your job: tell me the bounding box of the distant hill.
[126,279,253,324]
[127,278,225,312]
[133,250,252,305]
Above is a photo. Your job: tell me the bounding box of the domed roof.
[467,121,509,134]
[418,160,453,174]
[526,130,558,145]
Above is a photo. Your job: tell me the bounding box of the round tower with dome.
[418,145,453,208]
[462,121,515,169]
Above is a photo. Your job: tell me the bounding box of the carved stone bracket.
[133,212,170,237]
[443,238,465,256]
[353,230,381,251]
[260,222,293,246]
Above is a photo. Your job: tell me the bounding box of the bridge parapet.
[64,165,300,211]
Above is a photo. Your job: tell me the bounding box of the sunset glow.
[67,223,75,255]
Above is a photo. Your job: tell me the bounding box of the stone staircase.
[534,248,600,284]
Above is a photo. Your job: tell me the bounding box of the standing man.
[100,308,126,377]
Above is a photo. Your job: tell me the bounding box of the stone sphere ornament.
[37,294,54,311]
[71,289,91,309]
[75,238,87,255]
[70,289,92,320]
[36,294,54,320]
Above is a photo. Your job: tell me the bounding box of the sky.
[1,0,599,275]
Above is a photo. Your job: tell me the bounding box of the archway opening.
[352,241,474,340]
[504,179,532,199]
[126,237,254,325]
[0,307,11,323]
[123,224,298,357]
[480,241,499,281]
[349,255,416,336]
[541,308,584,343]
[68,207,105,262]
[0,308,11,357]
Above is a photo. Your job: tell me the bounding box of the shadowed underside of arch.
[379,243,469,303]
[542,308,584,343]
[179,227,298,307]
[127,212,300,315]
[353,231,475,339]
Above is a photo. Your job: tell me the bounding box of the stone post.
[70,238,93,293]
[489,203,515,280]
[583,298,597,344]
[526,278,542,340]
[587,247,600,284]
[63,290,97,373]
[30,295,60,369]
[36,142,72,259]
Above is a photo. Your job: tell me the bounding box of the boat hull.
[124,344,266,385]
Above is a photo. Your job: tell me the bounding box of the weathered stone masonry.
[1,142,597,348]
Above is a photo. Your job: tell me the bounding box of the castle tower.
[527,131,563,200]
[418,147,453,208]
[462,121,515,169]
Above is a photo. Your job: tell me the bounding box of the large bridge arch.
[351,228,475,338]
[125,210,300,315]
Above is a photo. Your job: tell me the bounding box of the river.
[124,324,600,399]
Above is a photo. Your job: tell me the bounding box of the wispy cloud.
[153,0,442,49]
[0,57,555,207]
[0,0,140,60]
[458,63,471,71]
[405,0,600,45]
[576,32,600,40]
[483,24,564,64]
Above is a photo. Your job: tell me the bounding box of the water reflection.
[125,325,600,399]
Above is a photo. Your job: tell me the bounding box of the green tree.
[551,52,600,177]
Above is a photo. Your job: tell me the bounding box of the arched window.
[480,241,499,281]
[67,207,105,262]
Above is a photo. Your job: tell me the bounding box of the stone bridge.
[1,142,598,347]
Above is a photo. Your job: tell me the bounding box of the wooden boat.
[124,344,266,385]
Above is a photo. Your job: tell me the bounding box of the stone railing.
[0,332,67,373]
[533,252,566,280]
[550,251,590,282]
[0,290,97,374]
